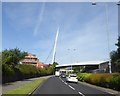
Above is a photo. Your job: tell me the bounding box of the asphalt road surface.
[32,76,117,96]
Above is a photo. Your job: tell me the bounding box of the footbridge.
[55,60,109,73]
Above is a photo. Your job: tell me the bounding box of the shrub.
[2,64,15,76]
[109,73,120,90]
[85,74,112,87]
[77,73,91,81]
[77,73,120,91]
[2,63,55,83]
[2,64,15,83]
[15,64,38,78]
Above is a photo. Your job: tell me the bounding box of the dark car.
[60,74,66,78]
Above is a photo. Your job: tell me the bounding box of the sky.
[2,2,118,64]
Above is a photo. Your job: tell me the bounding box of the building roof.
[25,53,38,59]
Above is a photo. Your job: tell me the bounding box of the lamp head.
[92,2,96,5]
[117,1,120,5]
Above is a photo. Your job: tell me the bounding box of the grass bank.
[2,78,45,96]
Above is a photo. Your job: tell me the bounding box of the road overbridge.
[55,60,109,73]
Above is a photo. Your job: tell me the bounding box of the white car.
[66,74,78,83]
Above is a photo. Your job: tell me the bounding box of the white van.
[55,71,60,76]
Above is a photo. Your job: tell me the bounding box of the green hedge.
[109,74,120,90]
[2,64,54,83]
[2,64,15,76]
[77,73,120,91]
[77,73,92,82]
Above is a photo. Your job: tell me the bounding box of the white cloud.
[33,2,45,36]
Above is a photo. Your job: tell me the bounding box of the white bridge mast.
[52,28,59,64]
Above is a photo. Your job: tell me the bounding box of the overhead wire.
[44,44,54,64]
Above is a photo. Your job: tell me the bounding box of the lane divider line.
[59,77,65,83]
[62,80,64,83]
[60,78,67,86]
[68,85,75,90]
[61,79,65,83]
[78,92,85,96]
[64,82,68,85]
[59,77,85,96]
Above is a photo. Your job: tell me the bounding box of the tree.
[0,52,2,80]
[49,62,59,74]
[52,62,59,68]
[111,37,120,72]
[116,37,120,55]
[73,66,85,73]
[2,48,27,66]
[0,52,2,65]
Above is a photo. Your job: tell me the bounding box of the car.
[66,74,78,83]
[60,74,66,78]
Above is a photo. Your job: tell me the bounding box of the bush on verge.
[77,73,120,91]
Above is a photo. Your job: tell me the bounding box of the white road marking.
[59,77,85,96]
[64,82,68,85]
[68,85,75,90]
[59,77,65,83]
[78,92,85,96]
[61,79,64,83]
[59,77,113,96]
[59,77,62,81]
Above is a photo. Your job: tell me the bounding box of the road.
[32,76,118,96]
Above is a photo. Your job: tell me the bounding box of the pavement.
[32,76,120,96]
[2,75,52,94]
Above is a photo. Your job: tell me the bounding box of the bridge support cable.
[44,45,54,64]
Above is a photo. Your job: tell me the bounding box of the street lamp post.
[105,3,112,73]
[117,1,120,37]
[92,2,112,73]
[67,48,76,73]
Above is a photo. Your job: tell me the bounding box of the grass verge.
[2,78,45,96]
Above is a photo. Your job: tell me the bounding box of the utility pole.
[52,28,59,64]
